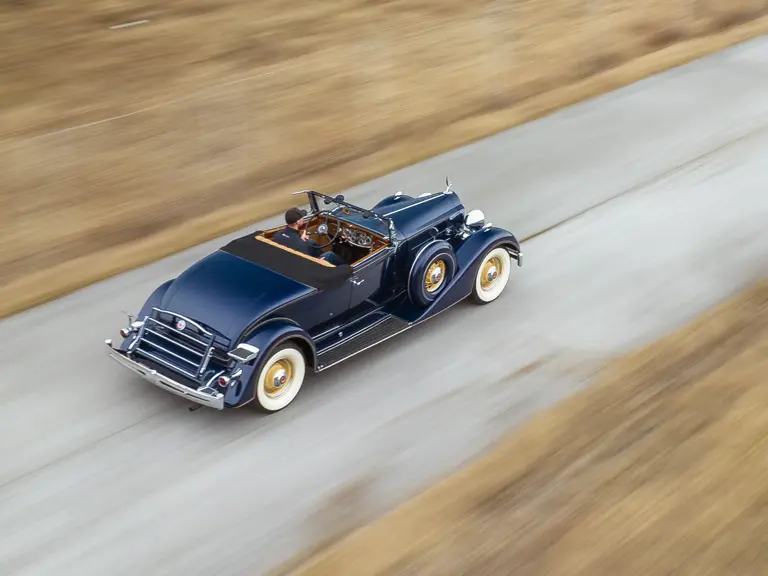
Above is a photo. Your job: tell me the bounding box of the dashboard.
[311,217,387,264]
[341,226,374,248]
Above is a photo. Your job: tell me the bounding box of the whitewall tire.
[471,246,511,304]
[253,343,306,412]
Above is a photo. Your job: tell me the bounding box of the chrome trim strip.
[316,315,391,356]
[381,192,444,216]
[316,297,465,372]
[106,342,224,410]
[312,323,343,340]
[317,324,411,372]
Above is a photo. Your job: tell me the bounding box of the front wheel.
[471,246,512,304]
[252,342,306,413]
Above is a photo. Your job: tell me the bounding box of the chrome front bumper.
[505,246,523,267]
[105,339,225,410]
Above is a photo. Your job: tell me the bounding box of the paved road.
[2,37,768,576]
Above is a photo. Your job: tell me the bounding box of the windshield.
[293,190,395,241]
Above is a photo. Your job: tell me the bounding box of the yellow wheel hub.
[264,358,294,398]
[424,260,447,293]
[480,255,503,291]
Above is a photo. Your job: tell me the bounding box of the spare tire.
[407,240,457,307]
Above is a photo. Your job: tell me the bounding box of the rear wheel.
[252,342,306,412]
[471,246,511,304]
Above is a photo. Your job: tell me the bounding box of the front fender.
[416,227,521,321]
[456,226,521,266]
[225,318,316,408]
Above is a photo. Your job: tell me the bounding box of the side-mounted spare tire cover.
[407,239,457,307]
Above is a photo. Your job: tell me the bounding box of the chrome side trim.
[312,320,344,340]
[106,341,224,410]
[316,315,391,356]
[315,297,465,372]
[316,325,411,372]
[380,192,444,217]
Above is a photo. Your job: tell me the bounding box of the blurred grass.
[2,1,768,318]
[281,279,768,576]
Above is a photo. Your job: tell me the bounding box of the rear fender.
[118,279,174,352]
[418,227,521,320]
[225,318,316,408]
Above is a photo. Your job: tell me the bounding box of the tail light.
[119,320,143,340]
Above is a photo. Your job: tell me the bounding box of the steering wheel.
[306,210,342,249]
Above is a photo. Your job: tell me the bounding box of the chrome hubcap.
[265,358,294,398]
[273,369,287,389]
[480,256,504,291]
[425,260,447,293]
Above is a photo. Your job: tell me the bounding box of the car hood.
[159,250,315,341]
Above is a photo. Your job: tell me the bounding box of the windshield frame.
[291,189,397,244]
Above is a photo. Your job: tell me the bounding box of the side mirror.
[465,209,485,229]
[335,194,345,202]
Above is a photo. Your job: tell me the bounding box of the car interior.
[257,212,390,267]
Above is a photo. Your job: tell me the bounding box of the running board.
[315,315,410,371]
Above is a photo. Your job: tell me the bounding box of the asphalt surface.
[2,37,768,576]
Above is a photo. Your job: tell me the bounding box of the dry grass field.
[281,279,768,576]
[2,1,768,318]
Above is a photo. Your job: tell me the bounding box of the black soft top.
[220,232,353,290]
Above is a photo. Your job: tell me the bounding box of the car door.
[347,248,395,311]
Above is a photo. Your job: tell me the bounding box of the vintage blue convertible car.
[105,180,523,413]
